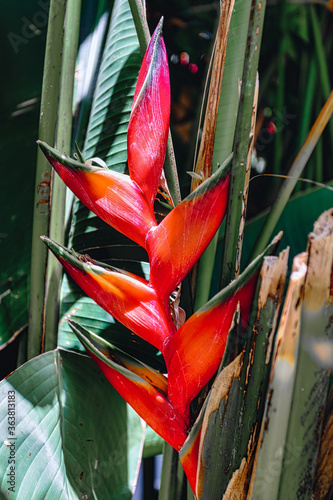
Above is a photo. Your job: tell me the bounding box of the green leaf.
[83,0,141,168]
[0,348,144,499]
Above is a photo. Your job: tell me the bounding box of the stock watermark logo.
[7,0,61,54]
[4,391,17,493]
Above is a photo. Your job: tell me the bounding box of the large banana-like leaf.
[0,348,145,499]
[83,0,141,167]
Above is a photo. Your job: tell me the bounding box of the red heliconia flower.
[38,16,278,496]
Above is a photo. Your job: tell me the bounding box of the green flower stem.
[44,0,82,353]
[277,211,333,499]
[28,0,66,360]
[220,0,266,288]
[273,0,287,175]
[28,0,82,359]
[194,0,252,309]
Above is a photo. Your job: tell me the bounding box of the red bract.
[42,237,175,352]
[147,165,230,302]
[69,321,188,451]
[127,18,170,209]
[165,272,258,420]
[38,144,157,249]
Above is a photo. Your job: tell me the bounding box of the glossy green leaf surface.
[0,348,144,499]
[83,0,141,167]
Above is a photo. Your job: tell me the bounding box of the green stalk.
[27,0,66,360]
[159,443,186,500]
[128,0,181,206]
[194,0,252,309]
[43,0,82,353]
[298,55,316,152]
[273,0,287,175]
[220,0,266,288]
[128,0,150,54]
[310,4,333,144]
[250,90,333,259]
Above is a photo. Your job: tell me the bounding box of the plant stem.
[194,0,251,309]
[27,0,66,360]
[43,0,82,353]
[220,0,266,288]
